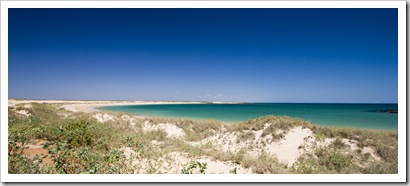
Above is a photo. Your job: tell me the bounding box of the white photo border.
[1,0,406,183]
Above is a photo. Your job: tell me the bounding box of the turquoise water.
[100,103,398,130]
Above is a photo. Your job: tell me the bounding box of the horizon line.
[8,98,398,104]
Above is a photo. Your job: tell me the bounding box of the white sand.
[143,121,185,138]
[93,113,115,123]
[265,126,313,166]
[8,99,85,107]
[119,150,253,174]
[8,99,204,113]
[190,126,314,167]
[15,109,30,117]
[64,101,205,113]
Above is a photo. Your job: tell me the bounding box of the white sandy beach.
[8,99,204,113]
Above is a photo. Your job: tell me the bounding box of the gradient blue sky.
[8,8,398,103]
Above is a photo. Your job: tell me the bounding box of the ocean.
[99,103,398,130]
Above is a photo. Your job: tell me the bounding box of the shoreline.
[8,99,207,113]
[8,99,398,130]
[8,99,245,113]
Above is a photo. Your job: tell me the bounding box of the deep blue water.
[99,103,398,130]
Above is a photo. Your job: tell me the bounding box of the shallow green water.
[100,103,398,130]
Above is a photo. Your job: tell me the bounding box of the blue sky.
[8,8,398,103]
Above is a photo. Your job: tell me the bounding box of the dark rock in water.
[376,110,398,114]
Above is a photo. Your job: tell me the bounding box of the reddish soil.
[21,140,53,164]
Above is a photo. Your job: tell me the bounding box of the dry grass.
[241,151,288,174]
[226,115,312,132]
[237,131,255,142]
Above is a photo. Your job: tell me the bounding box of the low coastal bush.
[8,104,138,174]
[181,160,207,174]
[311,125,397,169]
[241,151,287,174]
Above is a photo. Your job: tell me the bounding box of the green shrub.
[181,161,207,174]
[291,159,321,174]
[315,148,356,173]
[8,154,44,174]
[331,138,347,150]
[241,151,287,174]
[61,120,95,148]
